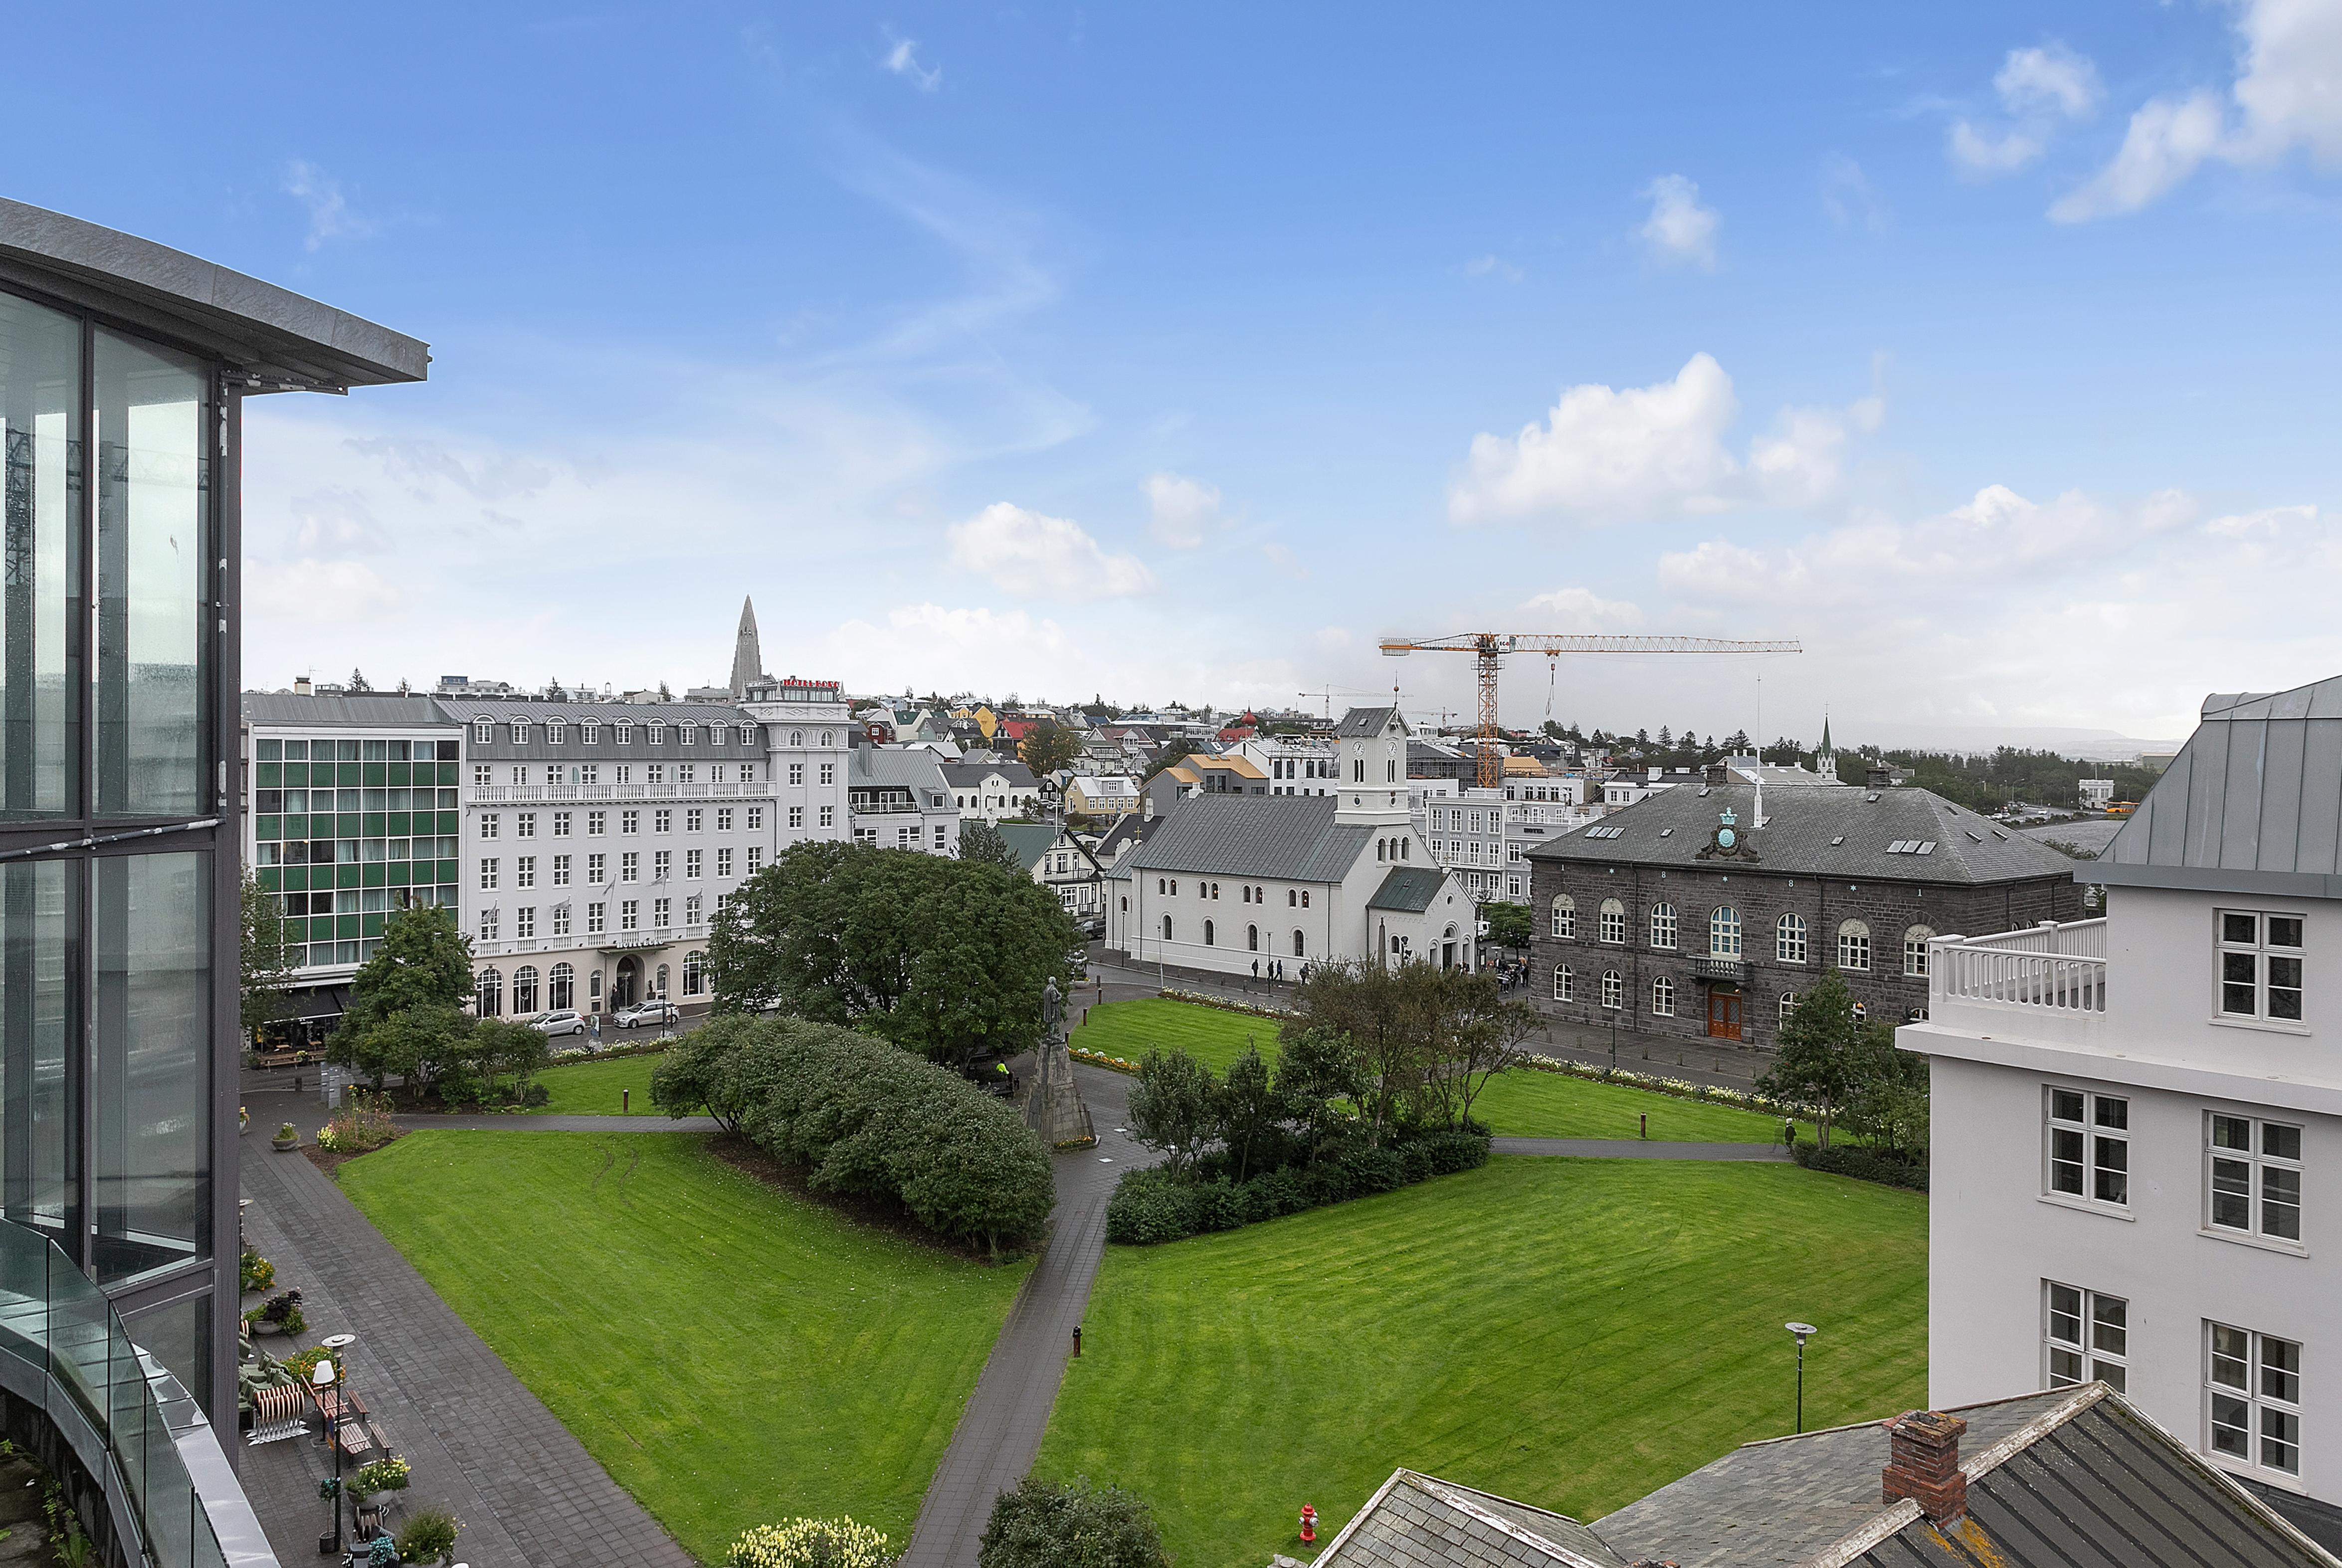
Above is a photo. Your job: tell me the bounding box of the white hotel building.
[1908,677,2342,1546]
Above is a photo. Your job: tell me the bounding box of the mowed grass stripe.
[533,1050,663,1115]
[1070,997,1810,1142]
[1037,1156,1924,1567]
[340,1131,1030,1561]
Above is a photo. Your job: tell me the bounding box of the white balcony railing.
[471,782,758,805]
[1929,919,2107,1015]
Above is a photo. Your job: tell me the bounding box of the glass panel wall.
[0,858,76,1249]
[94,331,206,819]
[94,851,210,1285]
[0,291,80,819]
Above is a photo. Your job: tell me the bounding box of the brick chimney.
[294,675,312,697]
[1880,1409,1967,1526]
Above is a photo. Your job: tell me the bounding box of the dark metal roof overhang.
[0,197,430,392]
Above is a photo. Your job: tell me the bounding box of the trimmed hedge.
[651,1014,1055,1251]
[1792,1141,1929,1191]
[1105,1129,1489,1245]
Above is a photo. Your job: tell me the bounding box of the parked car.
[528,1009,587,1038]
[613,999,679,1030]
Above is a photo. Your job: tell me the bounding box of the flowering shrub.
[282,1345,332,1382]
[316,1092,401,1155]
[1518,1054,1806,1115]
[349,1456,412,1497]
[1157,987,1296,1020]
[726,1516,894,1568]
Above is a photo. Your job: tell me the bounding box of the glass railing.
[0,1219,230,1567]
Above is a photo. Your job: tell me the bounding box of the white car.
[528,1009,587,1038]
[614,1000,679,1030]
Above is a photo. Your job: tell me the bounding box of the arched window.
[790,731,804,747]
[1598,898,1626,944]
[1838,920,1872,972]
[684,951,706,995]
[1292,930,1305,957]
[476,967,503,1017]
[1204,919,1215,946]
[1376,839,1386,862]
[820,732,833,747]
[473,719,493,745]
[1551,895,1576,939]
[549,962,575,1010]
[1649,903,1678,950]
[1554,966,1573,1002]
[1600,970,1624,1010]
[1777,914,1808,964]
[1651,975,1675,1015]
[655,963,670,998]
[1247,924,1259,951]
[1780,990,1798,1023]
[1162,915,1173,941]
[1709,906,1743,958]
[1904,926,1937,977]
[513,965,540,1014]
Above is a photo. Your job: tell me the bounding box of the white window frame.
[1777,913,1807,964]
[1837,920,1871,973]
[1598,899,1626,945]
[479,858,498,891]
[1779,990,1797,1024]
[2207,1321,2302,1478]
[2046,1086,2131,1209]
[586,901,605,935]
[2044,1281,2128,1394]
[2218,910,2305,1024]
[1710,906,1742,959]
[1649,903,1678,951]
[1600,969,1623,1010]
[2206,1112,2304,1246]
[1903,927,1935,978]
[1554,966,1573,1002]
[1651,975,1675,1016]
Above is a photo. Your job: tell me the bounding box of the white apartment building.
[1908,678,2342,1539]
[1413,778,1601,904]
[460,700,787,1016]
[846,739,959,854]
[1231,734,1340,796]
[942,758,1043,821]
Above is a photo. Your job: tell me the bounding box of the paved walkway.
[898,1063,1149,1568]
[239,1143,697,1568]
[1491,1137,1790,1161]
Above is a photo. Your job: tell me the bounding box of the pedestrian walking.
[1252,957,1260,980]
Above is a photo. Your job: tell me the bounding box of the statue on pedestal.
[1024,977,1096,1148]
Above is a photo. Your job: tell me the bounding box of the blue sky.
[13,3,2341,744]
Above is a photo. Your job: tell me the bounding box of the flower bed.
[1070,1045,1139,1074]
[1157,987,1297,1021]
[1517,1053,1806,1116]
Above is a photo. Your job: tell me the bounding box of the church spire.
[730,596,770,697]
[1814,711,1835,775]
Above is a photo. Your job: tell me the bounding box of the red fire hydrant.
[1299,1505,1318,1544]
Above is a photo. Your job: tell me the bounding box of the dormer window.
[2219,911,2305,1022]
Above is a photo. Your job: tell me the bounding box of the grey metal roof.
[849,744,951,804]
[1527,783,2075,887]
[941,760,1040,788]
[242,694,452,729]
[2098,675,2342,898]
[1124,794,1371,883]
[1367,865,1450,913]
[1336,705,1402,738]
[0,197,428,390]
[1319,1471,1623,1568]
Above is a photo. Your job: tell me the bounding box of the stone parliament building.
[1525,775,2085,1047]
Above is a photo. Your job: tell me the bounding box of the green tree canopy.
[979,1477,1171,1568]
[1757,973,1873,1148]
[1480,901,1532,949]
[959,818,1026,874]
[1017,719,1082,777]
[239,871,297,1040]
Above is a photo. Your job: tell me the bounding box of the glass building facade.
[0,197,425,1564]
[250,734,462,967]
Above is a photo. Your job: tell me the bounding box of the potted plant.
[239,1105,251,1135]
[272,1122,298,1152]
[244,1289,305,1337]
[349,1456,411,1503]
[394,1507,461,1567]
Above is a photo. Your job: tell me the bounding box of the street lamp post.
[1608,1009,1617,1075]
[314,1356,344,1556]
[1785,1322,1817,1433]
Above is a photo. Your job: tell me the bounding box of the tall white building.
[1413,778,1600,904]
[1909,678,2342,1539]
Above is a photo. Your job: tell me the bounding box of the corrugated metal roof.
[2098,674,2342,897]
[1527,783,2074,887]
[995,823,1061,872]
[1367,865,1450,912]
[242,694,452,728]
[1124,794,1370,883]
[1336,705,1401,738]
[848,745,949,796]
[941,760,1040,787]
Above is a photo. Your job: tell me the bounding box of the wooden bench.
[313,1385,376,1455]
[247,1383,310,1446]
[249,1049,323,1071]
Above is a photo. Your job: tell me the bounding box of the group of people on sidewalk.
[1248,957,1306,982]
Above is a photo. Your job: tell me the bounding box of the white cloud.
[1521,587,1644,631]
[282,160,376,251]
[1636,176,1720,269]
[1145,472,1222,548]
[883,37,941,91]
[2054,0,2342,220]
[829,604,1066,691]
[1949,42,2101,179]
[1463,254,1525,282]
[947,502,1156,596]
[1820,155,1890,232]
[249,558,401,624]
[1448,354,1881,525]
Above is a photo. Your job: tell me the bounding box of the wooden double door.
[1707,989,1743,1041]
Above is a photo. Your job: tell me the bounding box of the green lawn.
[340,1132,1030,1560]
[534,1051,664,1115]
[1070,998,1806,1143]
[1037,1157,1926,1567]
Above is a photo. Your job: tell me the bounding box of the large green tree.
[1480,901,1532,949]
[958,818,1027,874]
[238,871,298,1041]
[709,842,1080,1069]
[325,905,477,1087]
[1017,719,1082,778]
[1757,974,1869,1148]
[1128,1047,1219,1175]
[979,1478,1170,1568]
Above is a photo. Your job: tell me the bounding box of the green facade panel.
[257,762,282,786]
[256,816,281,841]
[437,859,458,883]
[282,867,309,892]
[338,865,361,889]
[387,812,409,835]
[282,815,307,839]
[361,863,385,887]
[363,812,386,835]
[363,763,386,786]
[338,915,361,940]
[387,863,410,886]
[257,869,281,892]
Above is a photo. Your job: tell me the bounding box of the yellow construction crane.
[1379,632,1803,788]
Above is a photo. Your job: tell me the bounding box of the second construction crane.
[1380,631,1802,788]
